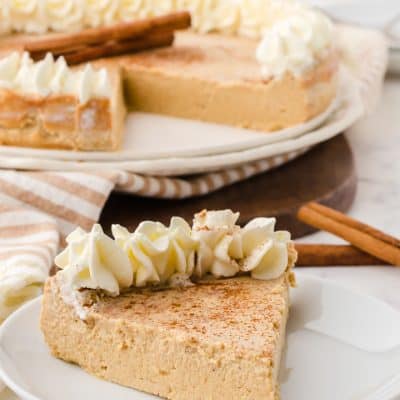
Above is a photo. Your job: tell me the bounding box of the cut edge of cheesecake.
[118,31,338,132]
[0,66,126,151]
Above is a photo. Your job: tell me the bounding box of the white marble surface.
[1,77,399,400]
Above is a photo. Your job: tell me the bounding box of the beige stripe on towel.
[0,205,59,322]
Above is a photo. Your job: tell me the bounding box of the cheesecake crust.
[41,275,291,400]
[0,68,125,151]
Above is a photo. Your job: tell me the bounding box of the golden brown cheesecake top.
[117,31,337,85]
[120,32,261,82]
[87,276,289,361]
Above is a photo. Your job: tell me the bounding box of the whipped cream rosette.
[192,210,242,277]
[112,217,197,287]
[55,225,133,296]
[175,0,240,34]
[45,0,83,33]
[240,218,291,280]
[0,52,20,90]
[116,0,153,22]
[84,0,120,28]
[112,223,167,287]
[7,0,83,34]
[8,0,46,34]
[193,210,292,280]
[256,8,333,78]
[0,3,11,35]
[238,0,274,39]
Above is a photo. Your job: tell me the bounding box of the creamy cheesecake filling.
[0,1,334,79]
[42,275,291,400]
[55,209,297,297]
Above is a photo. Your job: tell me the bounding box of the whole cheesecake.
[120,31,338,132]
[0,0,338,150]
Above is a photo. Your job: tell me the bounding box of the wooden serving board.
[100,134,356,238]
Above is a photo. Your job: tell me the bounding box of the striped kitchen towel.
[0,204,58,322]
[0,153,303,323]
[0,153,302,240]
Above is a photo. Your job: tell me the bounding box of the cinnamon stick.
[31,32,174,65]
[297,202,400,266]
[295,244,388,266]
[306,202,400,248]
[23,11,190,53]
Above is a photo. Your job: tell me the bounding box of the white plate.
[0,71,363,176]
[0,96,338,162]
[0,274,400,400]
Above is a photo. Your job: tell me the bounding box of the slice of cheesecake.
[119,31,338,132]
[0,53,125,151]
[41,273,292,400]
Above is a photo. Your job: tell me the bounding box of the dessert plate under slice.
[0,274,400,400]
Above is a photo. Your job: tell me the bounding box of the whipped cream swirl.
[240,218,291,280]
[55,225,133,296]
[8,0,46,34]
[1,0,177,33]
[0,52,111,103]
[56,210,295,295]
[116,0,154,22]
[47,0,84,33]
[112,217,197,287]
[256,8,333,78]
[175,0,240,34]
[193,210,292,280]
[192,210,242,277]
[0,4,11,35]
[238,0,275,39]
[84,0,120,28]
